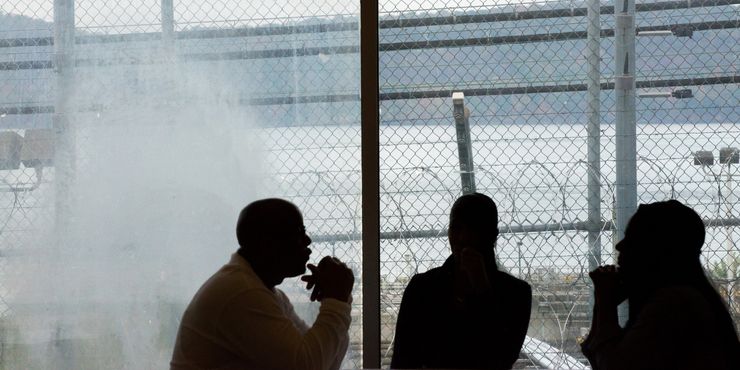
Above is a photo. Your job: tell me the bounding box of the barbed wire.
[0,0,738,369]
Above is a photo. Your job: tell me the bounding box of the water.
[2,104,738,367]
[267,122,740,277]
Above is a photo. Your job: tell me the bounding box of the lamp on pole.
[693,147,739,313]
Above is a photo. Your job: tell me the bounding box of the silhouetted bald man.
[171,198,354,370]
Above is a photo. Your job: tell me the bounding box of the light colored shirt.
[171,253,351,370]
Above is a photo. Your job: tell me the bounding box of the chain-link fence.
[0,0,738,369]
[377,0,739,367]
[0,4,57,369]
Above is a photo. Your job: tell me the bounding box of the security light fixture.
[636,25,693,38]
[21,129,54,168]
[671,25,694,38]
[0,131,22,170]
[693,150,714,166]
[638,91,672,98]
[636,30,673,37]
[639,89,693,99]
[719,147,739,165]
[671,89,693,99]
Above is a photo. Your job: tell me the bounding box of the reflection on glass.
[378,0,738,367]
[0,1,361,368]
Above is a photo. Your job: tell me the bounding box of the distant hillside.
[0,12,52,38]
[1,2,736,127]
[0,0,595,36]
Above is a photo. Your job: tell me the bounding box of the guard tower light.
[671,25,694,38]
[671,89,693,99]
[637,25,693,38]
[693,150,714,166]
[719,147,740,165]
[21,129,55,168]
[0,131,22,170]
[638,88,693,99]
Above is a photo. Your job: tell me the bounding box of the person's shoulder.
[633,285,715,332]
[411,265,449,283]
[639,285,721,341]
[652,285,711,313]
[494,270,532,294]
[402,265,449,294]
[192,259,266,302]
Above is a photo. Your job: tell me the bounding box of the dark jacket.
[391,256,532,369]
[581,285,740,370]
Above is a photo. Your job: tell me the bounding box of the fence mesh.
[0,0,738,369]
[0,0,56,340]
[376,0,738,367]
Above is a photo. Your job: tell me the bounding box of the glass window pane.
[379,0,739,367]
[0,1,361,368]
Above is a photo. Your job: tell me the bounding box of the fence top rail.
[310,217,740,243]
[0,18,736,71]
[0,0,736,48]
[2,74,736,118]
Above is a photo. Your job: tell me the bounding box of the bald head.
[235,198,313,285]
[236,198,301,249]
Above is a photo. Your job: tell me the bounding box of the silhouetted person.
[582,200,740,370]
[170,198,354,370]
[391,193,532,369]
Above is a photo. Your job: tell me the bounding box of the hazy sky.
[2,0,549,26]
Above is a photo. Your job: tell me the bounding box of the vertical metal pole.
[360,0,380,367]
[52,0,75,363]
[615,0,637,324]
[160,0,177,116]
[517,241,523,276]
[724,163,734,314]
[161,0,174,43]
[452,92,476,194]
[586,0,602,317]
[53,0,75,238]
[161,0,175,59]
[586,0,602,276]
[292,38,300,125]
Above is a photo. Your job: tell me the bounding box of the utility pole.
[53,0,76,238]
[452,92,476,195]
[586,0,602,277]
[161,0,175,60]
[719,147,739,314]
[614,0,637,325]
[52,0,75,365]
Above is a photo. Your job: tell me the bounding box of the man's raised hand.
[301,256,354,303]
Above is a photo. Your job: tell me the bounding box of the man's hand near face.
[590,265,626,308]
[301,256,354,303]
[456,247,492,297]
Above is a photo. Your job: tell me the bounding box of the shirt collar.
[441,253,500,274]
[229,252,275,292]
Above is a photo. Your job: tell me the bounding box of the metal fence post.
[53,0,75,238]
[161,0,175,58]
[361,0,380,367]
[615,0,637,324]
[160,0,176,110]
[586,0,603,316]
[452,92,476,194]
[52,0,75,363]
[586,0,602,275]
